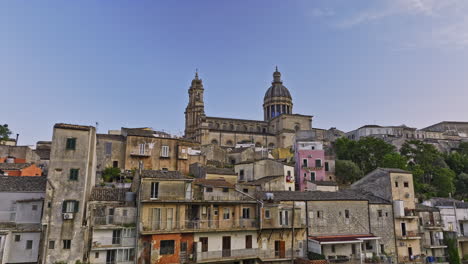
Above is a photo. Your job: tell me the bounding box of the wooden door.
[222,236,231,257]
[279,241,286,258]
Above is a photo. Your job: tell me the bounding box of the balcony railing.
[130,150,151,157]
[258,249,295,259]
[93,216,136,226]
[194,193,253,201]
[143,219,257,232]
[197,248,259,261]
[91,237,136,248]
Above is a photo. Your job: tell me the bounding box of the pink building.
[295,141,327,191]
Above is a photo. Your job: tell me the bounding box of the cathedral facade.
[184,68,313,149]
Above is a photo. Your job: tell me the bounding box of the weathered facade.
[352,168,423,263]
[41,123,97,263]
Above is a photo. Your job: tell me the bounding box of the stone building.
[41,123,97,263]
[234,159,295,191]
[184,68,314,149]
[352,168,422,263]
[0,176,46,264]
[415,204,448,263]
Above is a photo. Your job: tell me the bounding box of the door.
[279,241,286,258]
[180,241,188,263]
[152,208,161,230]
[408,247,413,258]
[167,208,173,230]
[222,236,231,257]
[106,249,116,264]
[401,222,407,236]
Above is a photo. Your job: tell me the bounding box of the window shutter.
[74,201,79,213]
[62,202,66,213]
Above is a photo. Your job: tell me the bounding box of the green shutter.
[66,138,76,150]
[74,201,79,213]
[62,202,66,213]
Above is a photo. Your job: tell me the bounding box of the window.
[63,240,71,249]
[49,240,55,249]
[32,204,38,211]
[310,172,316,181]
[245,235,252,249]
[315,159,322,168]
[265,209,271,219]
[385,212,389,217]
[279,210,289,226]
[95,252,99,258]
[223,208,230,219]
[395,181,399,187]
[62,200,79,213]
[331,245,336,253]
[66,138,76,150]
[137,144,146,156]
[239,169,245,181]
[200,237,208,252]
[345,210,350,218]
[378,210,383,217]
[105,142,112,155]
[122,228,135,238]
[112,161,118,168]
[161,146,169,157]
[380,244,385,253]
[112,230,122,244]
[123,209,128,217]
[317,211,322,218]
[243,188,248,193]
[206,187,213,192]
[160,240,175,255]
[15,235,21,242]
[26,240,33,249]
[302,159,308,167]
[242,208,250,219]
[222,188,229,193]
[69,168,79,181]
[325,162,329,171]
[404,182,409,188]
[151,182,159,199]
[287,170,291,176]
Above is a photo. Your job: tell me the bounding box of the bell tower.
[184,70,205,141]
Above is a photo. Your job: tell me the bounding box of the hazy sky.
[3,0,468,146]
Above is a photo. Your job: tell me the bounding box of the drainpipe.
[134,161,143,264]
[305,200,310,257]
[291,201,295,264]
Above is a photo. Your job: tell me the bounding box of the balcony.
[194,193,254,202]
[302,166,323,171]
[396,209,419,220]
[93,216,136,227]
[423,221,443,229]
[91,237,136,249]
[142,219,257,233]
[129,149,151,157]
[196,248,259,262]
[398,231,422,240]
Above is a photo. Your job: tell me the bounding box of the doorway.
[401,222,407,236]
[222,236,231,257]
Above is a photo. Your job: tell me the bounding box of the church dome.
[263,68,292,101]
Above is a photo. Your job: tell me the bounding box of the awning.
[309,234,380,245]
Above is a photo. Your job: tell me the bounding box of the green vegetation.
[444,235,461,264]
[334,137,466,199]
[102,167,121,182]
[0,124,12,141]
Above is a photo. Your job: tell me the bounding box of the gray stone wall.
[369,204,396,257]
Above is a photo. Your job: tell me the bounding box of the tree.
[455,173,468,199]
[432,168,456,197]
[335,160,363,185]
[102,167,121,182]
[334,137,358,161]
[380,153,408,170]
[0,124,12,141]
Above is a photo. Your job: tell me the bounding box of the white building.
[0,176,46,263]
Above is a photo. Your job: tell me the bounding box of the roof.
[140,170,191,180]
[0,176,47,192]
[205,116,268,124]
[310,181,338,186]
[205,167,237,175]
[90,187,129,202]
[416,203,439,212]
[54,123,93,131]
[194,178,234,188]
[310,234,377,243]
[249,175,283,185]
[259,189,391,204]
[359,125,383,129]
[228,147,250,154]
[378,168,412,174]
[235,158,293,167]
[122,128,172,138]
[426,197,468,208]
[264,69,292,100]
[0,163,33,170]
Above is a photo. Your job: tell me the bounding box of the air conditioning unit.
[63,213,74,220]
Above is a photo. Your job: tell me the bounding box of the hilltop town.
[1,69,468,264]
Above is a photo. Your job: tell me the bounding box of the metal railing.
[91,237,136,248]
[197,248,259,261]
[93,216,136,226]
[143,219,257,232]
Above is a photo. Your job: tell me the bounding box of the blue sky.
[2,0,468,146]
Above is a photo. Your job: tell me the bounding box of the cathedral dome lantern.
[263,67,293,121]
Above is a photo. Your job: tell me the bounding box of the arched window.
[214,123,220,129]
[294,125,301,132]
[243,125,248,131]
[268,143,275,149]
[208,122,213,128]
[229,124,234,130]
[211,139,218,145]
[222,124,228,130]
[226,140,233,146]
[257,126,261,132]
